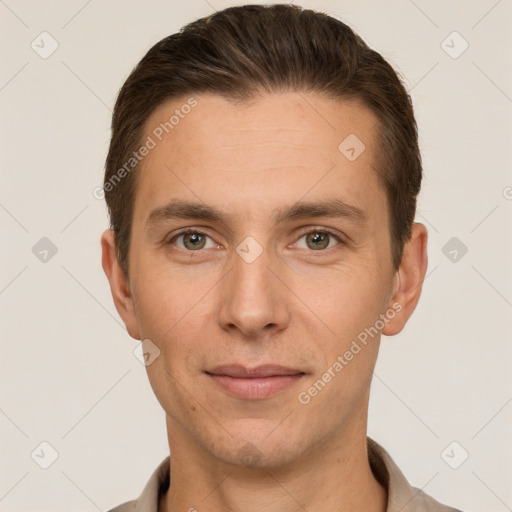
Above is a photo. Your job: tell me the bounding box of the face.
[102,92,426,469]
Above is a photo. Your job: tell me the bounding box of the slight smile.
[205,364,306,400]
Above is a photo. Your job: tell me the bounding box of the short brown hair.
[104,3,421,277]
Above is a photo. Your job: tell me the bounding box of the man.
[101,4,462,511]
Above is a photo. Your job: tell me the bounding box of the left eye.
[295,231,340,251]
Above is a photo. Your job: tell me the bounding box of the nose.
[218,242,290,339]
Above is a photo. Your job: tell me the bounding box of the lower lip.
[207,373,304,400]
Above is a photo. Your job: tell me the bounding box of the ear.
[382,223,428,336]
[100,229,141,340]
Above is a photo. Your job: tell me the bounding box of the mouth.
[205,364,306,400]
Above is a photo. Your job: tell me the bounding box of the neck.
[159,421,387,512]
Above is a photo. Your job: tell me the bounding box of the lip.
[206,364,305,400]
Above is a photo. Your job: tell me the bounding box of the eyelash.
[166,228,344,253]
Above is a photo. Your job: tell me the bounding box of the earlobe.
[100,229,141,340]
[382,223,428,336]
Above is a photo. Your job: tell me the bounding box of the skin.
[101,92,428,512]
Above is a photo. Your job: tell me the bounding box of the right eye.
[168,230,218,251]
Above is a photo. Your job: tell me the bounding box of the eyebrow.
[145,198,368,230]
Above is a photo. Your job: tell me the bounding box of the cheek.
[291,259,387,337]
[131,266,216,389]
[137,279,208,418]
[295,273,384,422]
[131,256,210,338]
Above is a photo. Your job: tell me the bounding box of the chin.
[205,426,305,470]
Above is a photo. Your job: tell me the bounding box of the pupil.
[308,232,328,250]
[312,233,323,244]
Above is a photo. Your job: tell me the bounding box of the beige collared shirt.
[108,437,462,512]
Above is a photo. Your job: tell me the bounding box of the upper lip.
[206,364,305,378]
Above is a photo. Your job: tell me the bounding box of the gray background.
[1,0,511,510]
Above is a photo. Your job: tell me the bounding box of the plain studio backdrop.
[1,1,511,511]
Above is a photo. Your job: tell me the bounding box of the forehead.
[133,92,384,226]
[145,92,376,165]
